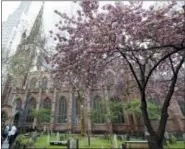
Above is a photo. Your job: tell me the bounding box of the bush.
[169,134,177,144]
[10,134,34,149]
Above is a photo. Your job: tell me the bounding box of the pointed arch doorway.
[12,98,23,126]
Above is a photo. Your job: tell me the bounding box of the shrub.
[11,134,34,149]
[169,134,177,144]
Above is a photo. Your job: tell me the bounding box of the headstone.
[88,136,90,146]
[47,134,50,146]
[56,132,60,141]
[165,132,169,140]
[144,127,149,140]
[43,125,46,133]
[70,139,77,148]
[121,135,124,141]
[183,133,185,140]
[113,134,118,148]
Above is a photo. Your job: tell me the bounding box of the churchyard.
[10,132,185,149]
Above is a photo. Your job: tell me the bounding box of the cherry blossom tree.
[51,1,185,149]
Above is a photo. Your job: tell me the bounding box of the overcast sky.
[2,1,158,33]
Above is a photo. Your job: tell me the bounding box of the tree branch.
[169,56,175,75]
[119,50,142,91]
[144,48,184,88]
[158,53,185,138]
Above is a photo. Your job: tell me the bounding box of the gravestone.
[164,132,169,145]
[56,132,60,141]
[121,135,126,141]
[144,127,150,140]
[165,132,169,140]
[113,134,118,148]
[183,133,185,140]
[47,134,50,146]
[70,139,78,149]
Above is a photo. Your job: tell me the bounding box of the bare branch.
[169,56,175,75]
[144,48,184,88]
[119,50,142,91]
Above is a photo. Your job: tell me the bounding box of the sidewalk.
[2,137,9,149]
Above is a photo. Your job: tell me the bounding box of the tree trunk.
[147,136,163,149]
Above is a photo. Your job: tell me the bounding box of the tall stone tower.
[14,2,45,80]
[1,2,46,127]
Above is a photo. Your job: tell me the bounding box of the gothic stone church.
[2,69,185,134]
[2,3,185,134]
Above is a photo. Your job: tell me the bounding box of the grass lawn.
[125,141,185,149]
[33,134,185,149]
[166,141,185,149]
[33,134,123,148]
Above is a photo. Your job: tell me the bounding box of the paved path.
[2,137,9,149]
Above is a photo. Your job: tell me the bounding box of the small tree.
[31,108,51,130]
[125,100,160,120]
[92,99,124,125]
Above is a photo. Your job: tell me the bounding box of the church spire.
[25,2,44,43]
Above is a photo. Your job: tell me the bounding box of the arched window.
[110,97,124,124]
[73,97,81,124]
[30,77,37,89]
[42,97,51,109]
[92,96,106,124]
[26,97,36,123]
[53,78,60,88]
[14,98,22,110]
[41,77,48,89]
[178,100,185,117]
[57,96,67,123]
[106,71,115,87]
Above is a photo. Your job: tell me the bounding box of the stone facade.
[2,70,185,134]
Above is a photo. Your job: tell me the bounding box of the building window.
[57,96,67,123]
[41,77,48,89]
[30,77,37,89]
[42,97,51,109]
[26,97,36,123]
[92,96,106,124]
[178,100,185,117]
[73,97,81,124]
[107,72,115,87]
[110,97,124,124]
[14,98,22,110]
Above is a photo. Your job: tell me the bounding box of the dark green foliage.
[91,107,106,124]
[91,99,124,124]
[169,134,177,144]
[31,108,51,123]
[11,134,34,149]
[108,101,124,123]
[125,100,160,120]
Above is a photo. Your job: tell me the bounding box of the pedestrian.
[2,125,9,141]
[8,124,17,149]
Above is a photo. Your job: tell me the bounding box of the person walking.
[8,124,17,149]
[2,125,9,142]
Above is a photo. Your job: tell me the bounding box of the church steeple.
[25,2,44,44]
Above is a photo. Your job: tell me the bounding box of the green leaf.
[124,99,160,120]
